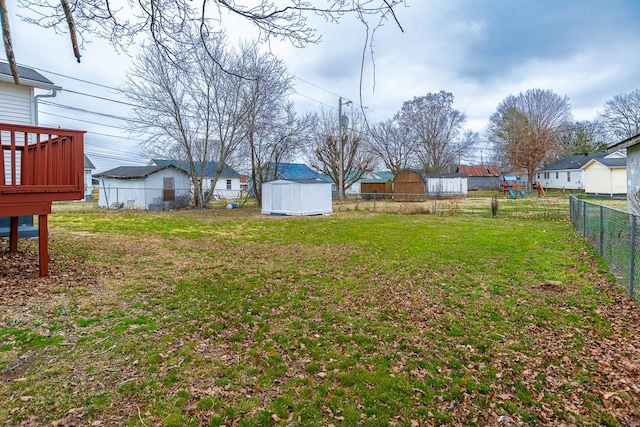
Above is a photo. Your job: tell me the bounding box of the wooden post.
[9,216,18,253]
[38,214,49,277]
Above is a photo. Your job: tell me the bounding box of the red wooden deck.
[0,122,85,276]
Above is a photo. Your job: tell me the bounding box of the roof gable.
[582,158,627,169]
[94,165,187,179]
[152,159,241,178]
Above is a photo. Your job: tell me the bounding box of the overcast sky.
[4,0,640,171]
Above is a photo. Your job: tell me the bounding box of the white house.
[582,157,627,197]
[0,62,60,126]
[150,159,243,199]
[94,165,191,210]
[84,155,96,201]
[262,179,332,216]
[535,152,626,191]
[0,62,60,237]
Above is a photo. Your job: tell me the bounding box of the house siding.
[0,82,35,125]
[98,169,191,209]
[584,163,626,196]
[628,145,640,211]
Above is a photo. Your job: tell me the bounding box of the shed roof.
[456,165,500,177]
[583,157,627,169]
[424,173,468,178]
[94,165,186,179]
[152,159,241,178]
[538,153,607,172]
[0,61,57,89]
[607,133,640,152]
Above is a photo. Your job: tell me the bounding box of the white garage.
[262,179,332,216]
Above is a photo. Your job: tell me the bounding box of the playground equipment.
[536,180,546,197]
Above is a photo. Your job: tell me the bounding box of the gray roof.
[587,157,627,168]
[84,155,96,170]
[0,61,56,89]
[94,165,186,179]
[538,153,607,172]
[152,159,241,178]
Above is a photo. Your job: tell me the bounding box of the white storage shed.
[262,179,332,216]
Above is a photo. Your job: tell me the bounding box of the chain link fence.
[337,192,569,219]
[570,195,639,301]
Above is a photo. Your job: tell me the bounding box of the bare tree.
[395,91,467,173]
[598,89,640,141]
[368,119,417,174]
[124,31,248,207]
[7,1,404,82]
[235,42,314,205]
[307,109,374,196]
[558,120,609,155]
[488,88,572,189]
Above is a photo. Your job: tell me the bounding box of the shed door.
[163,177,175,201]
[271,184,284,212]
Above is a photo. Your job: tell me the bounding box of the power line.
[61,88,141,108]
[38,100,136,122]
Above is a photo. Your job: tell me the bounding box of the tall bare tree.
[368,119,417,174]
[598,89,640,141]
[235,43,315,205]
[395,91,467,173]
[8,1,404,82]
[124,31,248,207]
[488,88,572,189]
[307,109,374,196]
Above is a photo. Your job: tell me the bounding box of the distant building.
[456,165,500,191]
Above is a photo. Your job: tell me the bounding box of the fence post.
[582,199,586,236]
[630,214,637,300]
[599,205,604,256]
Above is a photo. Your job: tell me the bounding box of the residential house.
[582,156,627,197]
[0,62,59,239]
[262,162,324,181]
[95,165,191,210]
[150,159,243,199]
[0,62,85,276]
[607,133,640,212]
[84,154,96,201]
[535,153,618,191]
[456,165,500,191]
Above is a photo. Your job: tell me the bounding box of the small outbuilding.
[94,165,191,210]
[261,179,332,216]
[393,170,427,201]
[426,173,468,197]
[582,157,627,197]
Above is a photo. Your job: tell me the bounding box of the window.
[567,172,571,182]
[226,179,232,190]
[555,172,559,179]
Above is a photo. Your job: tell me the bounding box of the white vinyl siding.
[0,82,35,125]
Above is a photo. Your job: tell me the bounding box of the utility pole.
[338,97,351,202]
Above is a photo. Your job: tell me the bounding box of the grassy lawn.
[1,207,639,426]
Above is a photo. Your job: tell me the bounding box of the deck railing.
[0,122,85,204]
